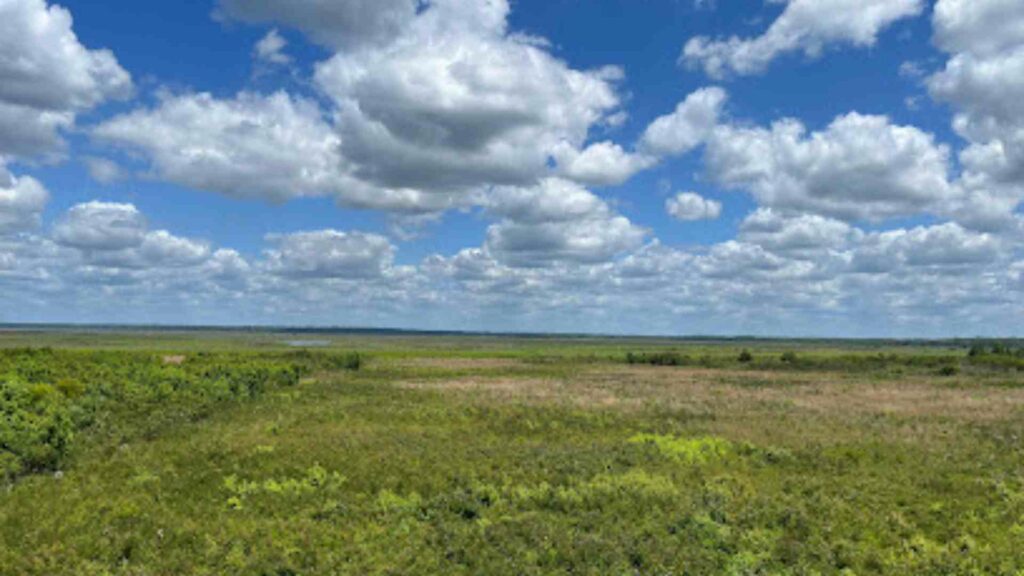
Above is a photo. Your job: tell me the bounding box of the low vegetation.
[1,332,1023,574]
[0,348,361,480]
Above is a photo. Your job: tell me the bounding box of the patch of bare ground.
[398,365,1024,422]
[162,355,186,365]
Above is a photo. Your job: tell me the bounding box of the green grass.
[2,331,1023,574]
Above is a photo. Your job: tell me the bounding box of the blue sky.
[1,0,1022,336]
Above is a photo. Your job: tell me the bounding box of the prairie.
[1,330,1023,575]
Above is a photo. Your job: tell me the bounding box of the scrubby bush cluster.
[0,348,362,481]
[621,347,997,375]
[625,351,693,366]
[967,343,1024,371]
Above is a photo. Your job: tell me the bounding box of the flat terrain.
[2,330,1023,574]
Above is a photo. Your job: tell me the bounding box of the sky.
[0,0,1022,337]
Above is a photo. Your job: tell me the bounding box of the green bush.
[738,350,754,363]
[625,351,690,367]
[0,348,362,482]
[0,380,74,477]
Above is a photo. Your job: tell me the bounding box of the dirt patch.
[162,355,186,366]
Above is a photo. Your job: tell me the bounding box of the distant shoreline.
[0,322,1017,346]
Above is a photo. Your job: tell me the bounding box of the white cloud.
[313,0,624,198]
[0,200,1019,335]
[482,178,610,224]
[0,103,72,159]
[94,91,348,203]
[666,192,722,221]
[738,208,860,255]
[200,248,252,286]
[682,0,923,78]
[3,0,1022,336]
[263,230,395,279]
[639,87,727,157]
[253,29,291,65]
[933,0,1023,57]
[46,201,213,271]
[928,0,1024,228]
[100,0,631,213]
[0,166,49,234]
[552,141,655,187]
[53,202,147,251]
[851,223,1002,273]
[137,231,212,268]
[705,112,958,222]
[694,240,809,281]
[0,0,131,159]
[481,178,646,267]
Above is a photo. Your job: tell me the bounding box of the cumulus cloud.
[50,201,212,270]
[693,240,808,281]
[550,85,729,186]
[738,208,860,255]
[0,167,49,234]
[639,87,727,157]
[666,192,722,221]
[0,0,131,159]
[312,0,624,198]
[94,91,348,203]
[705,112,957,222]
[3,0,1021,336]
[551,142,655,187]
[851,223,1002,273]
[263,230,396,279]
[928,0,1024,228]
[99,0,630,212]
[0,104,72,159]
[682,0,924,78]
[53,202,147,251]
[0,199,1018,335]
[481,179,647,267]
[136,231,212,268]
[932,0,1023,57]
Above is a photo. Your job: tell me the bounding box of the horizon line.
[0,322,1018,344]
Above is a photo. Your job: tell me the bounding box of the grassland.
[1,329,1023,575]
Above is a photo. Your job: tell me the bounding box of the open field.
[2,329,1024,575]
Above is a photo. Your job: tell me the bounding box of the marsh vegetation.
[1,331,1023,574]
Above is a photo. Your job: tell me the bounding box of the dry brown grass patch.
[397,365,1024,423]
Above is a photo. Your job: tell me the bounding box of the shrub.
[780,351,798,364]
[625,352,689,367]
[938,365,959,377]
[629,433,734,465]
[340,352,362,371]
[0,348,363,483]
[738,350,754,363]
[0,380,75,476]
[55,378,86,399]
